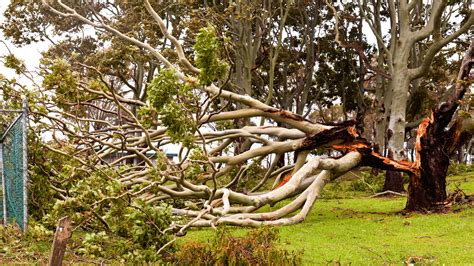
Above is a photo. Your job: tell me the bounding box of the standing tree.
[354,0,474,192]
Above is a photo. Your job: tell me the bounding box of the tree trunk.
[457,145,464,164]
[383,170,405,192]
[406,39,474,211]
[384,67,411,192]
[230,2,263,156]
[406,128,448,211]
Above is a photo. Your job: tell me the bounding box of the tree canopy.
[0,0,473,260]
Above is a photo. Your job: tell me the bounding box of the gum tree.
[2,0,472,235]
[356,0,474,192]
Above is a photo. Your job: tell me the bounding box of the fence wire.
[0,101,27,232]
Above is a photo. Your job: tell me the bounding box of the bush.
[171,227,303,265]
[40,167,177,263]
[349,172,385,193]
[70,200,176,263]
[447,163,474,176]
[171,241,215,265]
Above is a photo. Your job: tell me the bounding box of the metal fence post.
[0,143,6,225]
[22,98,28,232]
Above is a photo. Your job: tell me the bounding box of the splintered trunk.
[405,39,474,211]
[406,123,449,210]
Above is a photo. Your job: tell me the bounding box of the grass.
[185,170,474,265]
[1,168,473,264]
[447,168,474,193]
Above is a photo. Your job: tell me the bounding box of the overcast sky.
[0,1,49,80]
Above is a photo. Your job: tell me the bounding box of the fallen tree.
[12,0,471,232]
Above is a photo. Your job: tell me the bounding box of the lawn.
[1,169,472,264]
[185,170,474,265]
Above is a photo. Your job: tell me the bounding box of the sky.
[0,1,49,80]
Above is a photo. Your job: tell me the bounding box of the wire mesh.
[0,109,27,231]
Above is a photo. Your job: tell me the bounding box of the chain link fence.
[0,100,28,231]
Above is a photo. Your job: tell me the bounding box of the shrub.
[447,163,474,176]
[171,240,215,265]
[70,200,176,262]
[171,227,303,265]
[349,172,385,193]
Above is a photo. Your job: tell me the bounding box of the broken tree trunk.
[406,39,474,211]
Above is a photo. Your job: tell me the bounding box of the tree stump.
[48,216,72,266]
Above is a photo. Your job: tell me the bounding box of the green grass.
[447,169,474,193]
[1,170,473,264]
[185,171,474,265]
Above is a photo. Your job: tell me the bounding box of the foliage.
[71,200,174,262]
[159,103,195,146]
[76,221,170,263]
[27,137,79,221]
[0,224,32,259]
[147,68,196,146]
[314,46,366,111]
[447,163,474,176]
[172,227,303,265]
[0,220,166,264]
[26,221,54,242]
[349,172,385,193]
[33,165,177,262]
[215,120,233,131]
[3,54,25,74]
[40,57,89,110]
[137,105,158,128]
[0,222,51,263]
[183,148,210,183]
[147,68,182,109]
[194,25,228,86]
[106,200,173,250]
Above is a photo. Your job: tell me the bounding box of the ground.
[1,167,473,264]
[186,168,474,265]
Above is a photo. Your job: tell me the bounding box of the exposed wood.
[299,124,359,151]
[406,39,474,211]
[332,140,418,177]
[48,216,72,266]
[274,172,293,189]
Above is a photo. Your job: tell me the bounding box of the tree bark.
[384,66,411,192]
[406,39,474,211]
[383,170,405,192]
[406,123,449,210]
